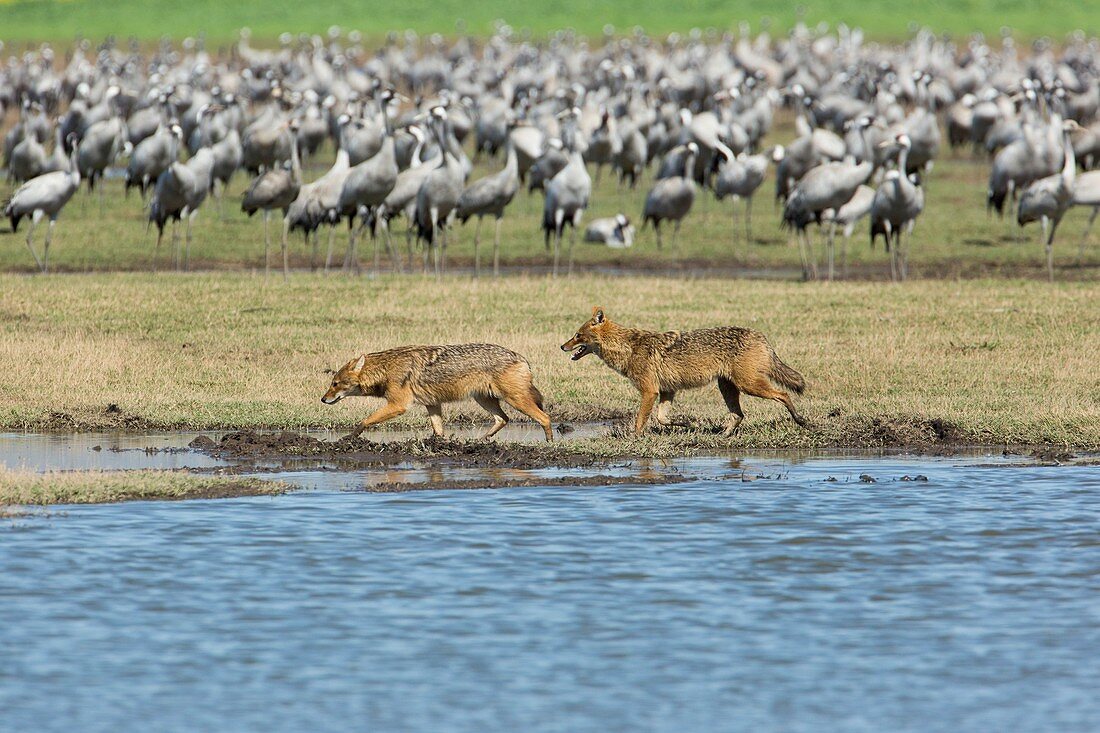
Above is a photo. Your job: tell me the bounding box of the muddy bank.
[189,431,608,469]
[10,412,1097,456]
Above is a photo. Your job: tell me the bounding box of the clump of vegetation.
[0,467,287,505]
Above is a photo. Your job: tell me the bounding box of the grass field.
[0,466,286,504]
[0,0,1096,43]
[1,273,1097,448]
[2,137,1099,280]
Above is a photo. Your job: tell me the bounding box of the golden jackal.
[322,344,554,441]
[561,308,808,436]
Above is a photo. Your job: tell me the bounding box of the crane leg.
[1079,206,1098,264]
[42,219,56,273]
[806,229,818,280]
[324,227,335,272]
[827,221,837,282]
[745,196,753,242]
[654,222,662,250]
[25,216,44,272]
[552,228,561,278]
[172,219,181,272]
[1046,218,1060,282]
[672,220,682,251]
[263,211,271,278]
[282,217,290,283]
[473,217,483,278]
[311,231,319,272]
[98,184,105,217]
[185,212,196,271]
[493,217,502,278]
[567,224,577,275]
[153,227,162,273]
[795,230,807,280]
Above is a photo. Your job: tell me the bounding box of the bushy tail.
[769,351,805,394]
[530,384,545,410]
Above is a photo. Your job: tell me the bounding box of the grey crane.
[455,139,519,276]
[541,109,592,276]
[335,91,401,274]
[870,134,926,281]
[414,107,466,276]
[373,125,430,268]
[241,121,302,280]
[584,214,634,248]
[527,138,568,193]
[585,108,621,183]
[210,125,243,219]
[1070,170,1100,262]
[782,124,874,280]
[285,116,353,271]
[614,123,648,190]
[3,136,81,272]
[714,149,770,241]
[126,119,181,200]
[7,123,48,184]
[77,116,127,211]
[820,184,875,278]
[148,127,214,271]
[643,142,698,250]
[1016,120,1080,280]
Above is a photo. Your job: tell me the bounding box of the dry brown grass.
[1,272,1097,447]
[0,466,286,505]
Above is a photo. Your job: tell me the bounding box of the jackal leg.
[351,401,408,437]
[473,395,509,439]
[501,389,554,442]
[634,390,658,436]
[655,391,675,426]
[745,378,808,429]
[426,404,445,437]
[717,378,745,436]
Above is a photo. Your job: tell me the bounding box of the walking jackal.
[561,308,808,437]
[322,344,554,441]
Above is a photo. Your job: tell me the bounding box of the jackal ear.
[592,307,605,324]
[353,354,366,372]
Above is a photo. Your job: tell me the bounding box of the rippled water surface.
[2,453,1099,732]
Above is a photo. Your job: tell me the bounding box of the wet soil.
[189,431,607,470]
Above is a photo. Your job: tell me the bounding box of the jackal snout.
[321,355,366,404]
[560,307,605,360]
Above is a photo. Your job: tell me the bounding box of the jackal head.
[560,307,607,361]
[321,355,366,404]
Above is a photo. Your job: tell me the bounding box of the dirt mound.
[846,415,969,447]
[190,431,602,469]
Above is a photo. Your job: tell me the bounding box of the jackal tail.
[769,351,806,394]
[530,384,545,410]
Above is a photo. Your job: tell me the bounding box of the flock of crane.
[3,25,1100,281]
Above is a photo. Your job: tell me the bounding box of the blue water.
[2,455,1099,732]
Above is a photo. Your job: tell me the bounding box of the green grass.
[0,0,1096,43]
[1,273,1097,448]
[0,467,287,504]
[2,128,1099,280]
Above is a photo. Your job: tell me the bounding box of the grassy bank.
[1,273,1097,447]
[0,0,1095,44]
[0,467,286,504]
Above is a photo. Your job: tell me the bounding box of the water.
[2,448,1098,732]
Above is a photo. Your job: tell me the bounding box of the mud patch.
[362,473,694,493]
[191,431,606,469]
